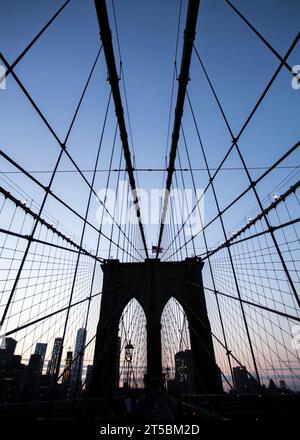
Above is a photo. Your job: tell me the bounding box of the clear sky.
[1,0,299,252]
[0,0,300,389]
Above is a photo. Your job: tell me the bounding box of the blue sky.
[0,0,299,253]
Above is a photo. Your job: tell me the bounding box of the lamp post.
[164,366,170,392]
[124,340,134,389]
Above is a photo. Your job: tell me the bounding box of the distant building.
[266,378,293,394]
[39,374,52,397]
[0,340,25,402]
[1,337,17,355]
[233,366,248,392]
[268,378,278,393]
[34,343,47,373]
[21,354,42,400]
[62,350,73,386]
[85,365,93,393]
[70,328,87,392]
[47,337,63,377]
[175,350,195,394]
[233,366,260,393]
[279,379,287,390]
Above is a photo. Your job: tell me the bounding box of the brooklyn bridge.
[0,0,300,422]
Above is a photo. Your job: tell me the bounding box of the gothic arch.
[161,297,191,378]
[118,298,147,389]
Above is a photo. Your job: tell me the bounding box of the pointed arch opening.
[118,298,147,390]
[161,297,193,393]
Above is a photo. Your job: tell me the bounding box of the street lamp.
[124,340,134,388]
[166,366,170,379]
[125,341,134,362]
[164,366,170,392]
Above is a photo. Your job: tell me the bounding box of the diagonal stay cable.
[204,217,300,259]
[163,139,300,260]
[0,49,142,260]
[0,279,129,340]
[52,118,127,381]
[193,33,299,184]
[0,185,103,262]
[94,0,148,258]
[111,0,137,165]
[171,276,300,323]
[159,0,183,225]
[201,180,300,260]
[192,39,300,309]
[0,0,71,85]
[0,48,105,327]
[224,0,294,76]
[156,0,200,258]
[174,114,262,387]
[173,80,297,383]
[0,152,141,261]
[162,33,300,260]
[178,122,235,385]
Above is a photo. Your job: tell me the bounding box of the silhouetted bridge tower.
[90,0,222,398]
[91,257,222,397]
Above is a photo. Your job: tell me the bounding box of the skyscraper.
[1,337,17,355]
[0,338,24,402]
[47,337,63,377]
[175,349,195,394]
[70,328,87,392]
[233,366,248,393]
[62,350,73,386]
[34,343,47,373]
[233,366,260,393]
[21,354,42,400]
